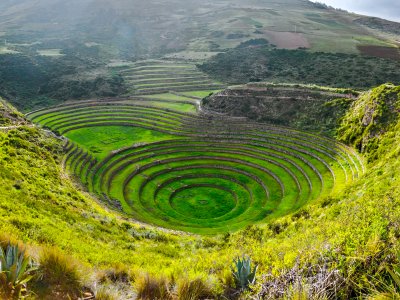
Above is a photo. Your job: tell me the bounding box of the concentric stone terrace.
[27,95,364,234]
[111,59,225,95]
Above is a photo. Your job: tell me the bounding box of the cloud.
[316,0,400,22]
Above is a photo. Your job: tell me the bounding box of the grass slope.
[338,83,400,159]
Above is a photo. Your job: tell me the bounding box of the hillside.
[1,0,398,58]
[202,83,358,134]
[338,84,400,160]
[2,83,400,298]
[199,45,400,88]
[0,98,26,126]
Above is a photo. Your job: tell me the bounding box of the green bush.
[231,257,258,291]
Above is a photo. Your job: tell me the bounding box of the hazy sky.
[315,0,400,22]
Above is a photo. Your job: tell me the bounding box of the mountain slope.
[0,0,398,58]
[338,83,400,160]
[199,45,400,88]
[202,83,357,134]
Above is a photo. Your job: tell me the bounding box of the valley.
[1,0,400,299]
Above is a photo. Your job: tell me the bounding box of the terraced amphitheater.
[110,60,225,95]
[27,83,364,234]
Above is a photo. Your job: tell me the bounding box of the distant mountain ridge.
[0,0,399,59]
[354,16,400,35]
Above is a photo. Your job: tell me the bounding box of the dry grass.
[33,246,83,299]
[98,263,132,284]
[134,274,173,300]
[0,232,24,251]
[175,278,213,300]
[257,264,344,300]
[95,284,120,300]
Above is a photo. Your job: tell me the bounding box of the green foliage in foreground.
[231,257,258,291]
[2,85,400,297]
[0,244,35,299]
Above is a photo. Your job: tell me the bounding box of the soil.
[358,45,400,61]
[263,30,310,49]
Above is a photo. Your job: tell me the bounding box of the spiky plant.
[231,256,258,291]
[0,244,36,299]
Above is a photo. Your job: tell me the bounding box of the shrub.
[257,264,344,299]
[34,247,83,298]
[368,257,400,299]
[98,263,131,284]
[176,278,213,300]
[231,257,258,291]
[134,274,173,300]
[0,243,36,299]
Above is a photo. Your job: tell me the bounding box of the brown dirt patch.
[358,45,400,60]
[263,30,310,49]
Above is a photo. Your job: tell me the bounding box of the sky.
[315,0,400,22]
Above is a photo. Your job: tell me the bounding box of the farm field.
[28,74,364,234]
[111,60,225,95]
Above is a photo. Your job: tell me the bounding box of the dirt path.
[0,126,20,130]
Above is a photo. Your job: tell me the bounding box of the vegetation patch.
[199,47,400,88]
[354,17,400,35]
[338,83,400,161]
[0,54,126,111]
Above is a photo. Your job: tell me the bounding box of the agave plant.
[231,256,258,291]
[387,265,400,290]
[0,244,36,299]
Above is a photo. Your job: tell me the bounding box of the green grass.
[141,101,197,113]
[65,126,179,159]
[134,80,214,89]
[141,93,196,101]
